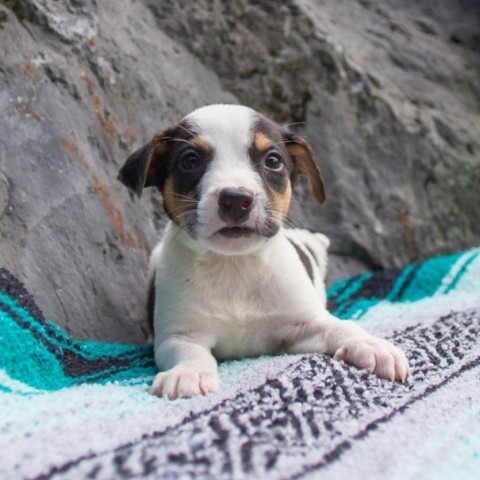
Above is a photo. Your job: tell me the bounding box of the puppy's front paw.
[334,336,411,382]
[150,367,220,399]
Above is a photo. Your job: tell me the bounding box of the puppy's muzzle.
[218,187,255,225]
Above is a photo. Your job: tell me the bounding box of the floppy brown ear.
[283,132,325,203]
[117,133,170,197]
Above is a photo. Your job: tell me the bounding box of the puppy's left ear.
[283,132,325,203]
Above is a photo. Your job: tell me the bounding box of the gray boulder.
[0,0,478,342]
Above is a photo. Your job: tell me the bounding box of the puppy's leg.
[285,312,411,382]
[151,336,219,399]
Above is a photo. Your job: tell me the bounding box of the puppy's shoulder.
[148,240,165,281]
[283,228,330,249]
[282,228,330,280]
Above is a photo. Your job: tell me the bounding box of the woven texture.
[1,249,479,479]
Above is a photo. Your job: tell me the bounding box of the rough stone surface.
[0,0,235,342]
[0,0,478,341]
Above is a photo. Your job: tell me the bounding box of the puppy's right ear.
[117,133,170,197]
[118,142,153,197]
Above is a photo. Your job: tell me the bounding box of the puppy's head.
[119,104,325,255]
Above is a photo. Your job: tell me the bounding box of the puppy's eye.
[264,153,283,171]
[179,150,201,171]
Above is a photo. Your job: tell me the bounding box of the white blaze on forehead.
[187,104,261,192]
[186,104,256,158]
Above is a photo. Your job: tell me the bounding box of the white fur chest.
[152,224,325,357]
[192,251,273,318]
[154,225,280,322]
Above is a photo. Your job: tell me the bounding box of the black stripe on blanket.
[0,267,45,322]
[37,308,480,480]
[0,297,134,378]
[328,265,420,314]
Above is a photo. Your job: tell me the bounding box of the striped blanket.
[1,249,479,479]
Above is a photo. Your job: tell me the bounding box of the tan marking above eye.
[191,135,212,151]
[254,132,273,152]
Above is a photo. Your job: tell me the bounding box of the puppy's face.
[119,105,325,255]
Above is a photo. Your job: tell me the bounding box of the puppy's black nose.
[218,187,254,224]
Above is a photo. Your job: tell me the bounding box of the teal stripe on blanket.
[0,290,155,391]
[328,249,480,319]
[394,251,465,301]
[1,248,479,392]
[444,252,479,294]
[329,272,372,318]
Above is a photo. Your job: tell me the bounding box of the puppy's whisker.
[172,202,198,209]
[272,140,290,147]
[282,121,306,130]
[167,222,192,245]
[170,208,196,219]
[172,193,199,202]
[167,138,195,147]
[264,208,297,230]
[264,202,285,209]
[176,123,196,138]
[167,205,196,216]
[172,211,191,229]
[263,203,296,222]
[282,219,297,230]
[170,198,198,207]
[284,214,299,228]
[273,136,308,147]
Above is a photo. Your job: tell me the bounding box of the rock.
[0,0,234,342]
[0,0,478,341]
[0,171,9,219]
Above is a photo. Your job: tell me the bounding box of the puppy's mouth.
[217,226,256,239]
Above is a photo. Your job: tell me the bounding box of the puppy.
[119,104,411,399]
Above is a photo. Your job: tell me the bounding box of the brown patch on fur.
[191,135,211,151]
[267,181,292,221]
[162,176,196,227]
[162,177,176,218]
[144,134,170,187]
[286,142,325,203]
[254,132,273,151]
